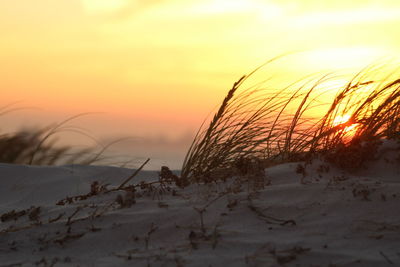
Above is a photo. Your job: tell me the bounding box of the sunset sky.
[1,0,400,167]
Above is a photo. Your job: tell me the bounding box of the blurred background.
[1,0,400,169]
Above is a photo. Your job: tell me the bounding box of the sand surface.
[0,140,399,266]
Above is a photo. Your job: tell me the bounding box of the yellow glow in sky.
[82,0,133,14]
[1,0,400,142]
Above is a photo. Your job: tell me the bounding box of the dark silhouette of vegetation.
[0,109,122,166]
[181,61,400,183]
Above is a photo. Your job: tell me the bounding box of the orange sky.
[1,0,400,167]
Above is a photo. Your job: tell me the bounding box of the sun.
[332,114,359,134]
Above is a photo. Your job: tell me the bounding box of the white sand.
[0,140,399,266]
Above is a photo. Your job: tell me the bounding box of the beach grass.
[181,61,400,183]
[0,110,119,166]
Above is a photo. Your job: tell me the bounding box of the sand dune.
[0,141,399,266]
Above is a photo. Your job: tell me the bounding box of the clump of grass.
[0,127,71,165]
[181,60,400,183]
[0,110,123,166]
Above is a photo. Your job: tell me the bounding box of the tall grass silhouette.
[181,61,400,182]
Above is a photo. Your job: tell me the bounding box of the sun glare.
[332,114,358,134]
